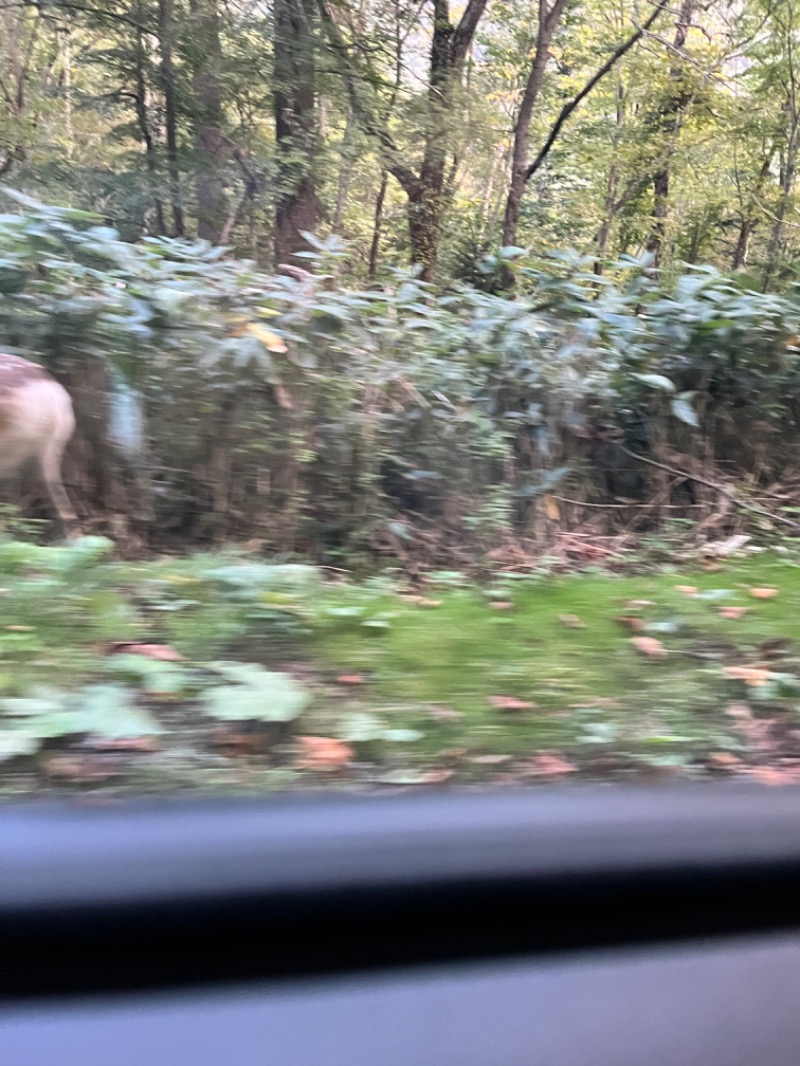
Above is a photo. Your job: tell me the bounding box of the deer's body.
[0,354,78,536]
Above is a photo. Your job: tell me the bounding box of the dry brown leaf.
[543,494,560,521]
[469,754,512,765]
[749,587,779,599]
[631,636,667,659]
[211,725,271,756]
[109,642,184,662]
[529,752,577,777]
[675,585,698,596]
[627,600,655,608]
[489,601,515,610]
[42,754,119,783]
[83,735,160,753]
[296,735,353,770]
[559,614,585,629]
[336,673,366,686]
[720,606,748,620]
[707,751,742,770]
[488,695,536,711]
[617,615,645,631]
[5,624,33,632]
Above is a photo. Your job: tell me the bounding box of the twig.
[620,446,800,531]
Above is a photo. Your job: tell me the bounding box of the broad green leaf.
[633,373,676,393]
[202,664,309,722]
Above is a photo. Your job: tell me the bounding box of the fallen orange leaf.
[617,615,645,631]
[720,606,748,619]
[707,751,742,770]
[724,665,773,687]
[631,636,667,659]
[336,673,366,685]
[675,585,698,596]
[296,735,353,770]
[489,695,536,711]
[489,601,515,610]
[749,587,779,599]
[529,752,577,777]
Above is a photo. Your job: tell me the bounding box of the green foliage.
[3,199,800,559]
[201,662,310,722]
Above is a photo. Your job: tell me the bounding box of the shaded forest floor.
[3,536,800,798]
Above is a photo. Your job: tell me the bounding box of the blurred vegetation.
[3,535,800,793]
[3,197,800,564]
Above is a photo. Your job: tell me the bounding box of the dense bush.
[2,192,800,562]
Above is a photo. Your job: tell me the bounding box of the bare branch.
[316,0,420,195]
[525,0,670,183]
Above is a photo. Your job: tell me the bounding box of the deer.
[0,354,79,538]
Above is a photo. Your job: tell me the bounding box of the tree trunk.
[158,0,184,236]
[646,0,696,264]
[368,171,388,277]
[133,4,166,235]
[732,148,773,269]
[502,0,567,250]
[764,101,799,290]
[318,0,488,281]
[274,0,320,265]
[332,111,354,230]
[189,0,227,243]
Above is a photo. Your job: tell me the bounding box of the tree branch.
[316,0,420,195]
[452,0,489,65]
[524,0,670,183]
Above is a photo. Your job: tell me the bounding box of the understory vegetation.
[3,198,800,567]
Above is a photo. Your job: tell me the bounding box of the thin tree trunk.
[158,0,184,236]
[368,171,388,277]
[133,3,166,234]
[763,131,798,289]
[646,0,696,264]
[502,0,568,250]
[61,27,74,161]
[732,148,773,269]
[332,110,354,230]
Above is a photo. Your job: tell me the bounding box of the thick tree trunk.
[764,110,798,290]
[189,0,228,243]
[158,0,184,236]
[274,0,320,265]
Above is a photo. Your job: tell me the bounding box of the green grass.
[312,554,800,769]
[2,537,800,793]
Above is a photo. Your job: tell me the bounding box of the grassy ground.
[2,536,800,797]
